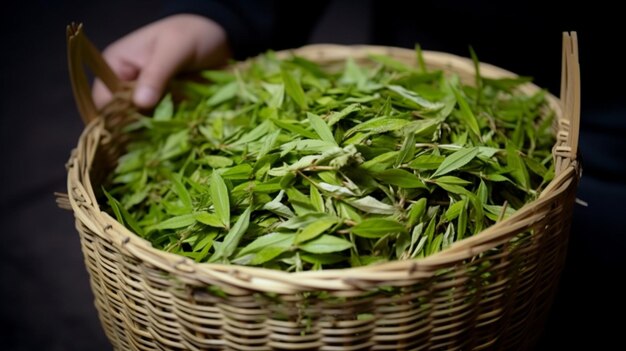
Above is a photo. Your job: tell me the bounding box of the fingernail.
[134,86,158,108]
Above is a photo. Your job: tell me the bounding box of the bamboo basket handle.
[557,32,581,171]
[67,23,124,125]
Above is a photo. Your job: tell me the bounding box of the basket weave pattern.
[63,26,581,350]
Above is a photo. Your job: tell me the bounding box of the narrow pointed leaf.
[307,112,337,145]
[194,212,225,228]
[299,235,353,254]
[506,142,530,190]
[146,214,196,232]
[211,172,230,228]
[154,93,173,121]
[294,217,338,244]
[281,67,307,109]
[387,85,444,112]
[407,154,445,170]
[432,147,479,177]
[327,103,360,126]
[239,232,294,256]
[351,218,406,239]
[375,169,426,189]
[451,85,481,137]
[218,207,252,259]
[347,196,396,215]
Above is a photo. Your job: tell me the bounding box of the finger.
[92,79,113,109]
[92,52,140,109]
[133,35,192,109]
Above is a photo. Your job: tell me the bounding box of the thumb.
[133,38,191,109]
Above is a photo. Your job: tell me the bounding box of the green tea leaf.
[444,198,466,221]
[375,169,426,189]
[263,196,295,218]
[477,179,488,204]
[230,120,272,147]
[361,151,399,172]
[345,117,410,137]
[160,130,189,161]
[434,182,469,195]
[262,82,285,108]
[469,46,482,106]
[506,142,530,190]
[395,229,411,259]
[286,187,319,215]
[239,232,294,256]
[395,132,416,167]
[415,43,427,72]
[525,156,549,178]
[221,164,253,180]
[203,155,234,168]
[207,81,238,107]
[281,67,307,109]
[250,246,289,265]
[201,70,235,83]
[351,218,406,239]
[103,188,123,224]
[154,93,173,121]
[271,119,318,139]
[347,196,396,215]
[336,202,362,223]
[103,188,144,235]
[193,232,217,254]
[483,76,533,91]
[211,172,230,228]
[299,235,353,254]
[146,214,196,232]
[327,103,360,126]
[484,203,516,221]
[369,54,413,72]
[457,200,468,240]
[256,130,280,161]
[217,207,251,260]
[407,198,427,228]
[310,185,324,212]
[307,112,337,145]
[451,85,481,137]
[294,216,338,244]
[279,212,330,230]
[433,175,471,186]
[301,253,346,265]
[432,147,479,177]
[407,154,445,170]
[194,212,225,228]
[317,182,357,197]
[340,57,368,87]
[427,234,444,256]
[169,173,192,210]
[387,85,444,112]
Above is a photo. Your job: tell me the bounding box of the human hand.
[93,14,231,109]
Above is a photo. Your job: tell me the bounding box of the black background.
[1,1,624,350]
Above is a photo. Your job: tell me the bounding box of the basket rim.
[66,44,580,294]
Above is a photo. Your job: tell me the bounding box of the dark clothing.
[163,0,329,60]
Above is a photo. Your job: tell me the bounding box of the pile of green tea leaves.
[104,48,555,271]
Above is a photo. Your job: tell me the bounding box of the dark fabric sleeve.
[162,0,329,60]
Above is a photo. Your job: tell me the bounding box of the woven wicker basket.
[60,24,581,350]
